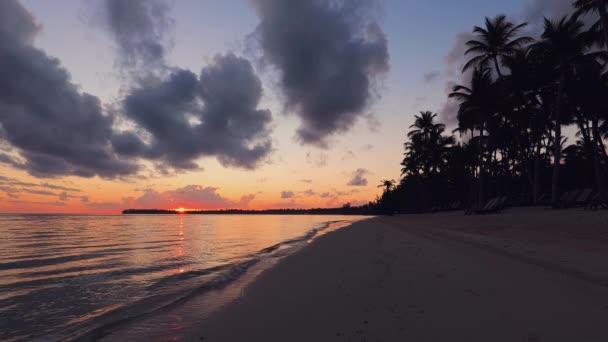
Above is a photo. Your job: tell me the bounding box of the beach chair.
[465,197,496,215]
[585,193,608,211]
[472,196,508,215]
[555,189,581,208]
[534,193,548,205]
[573,188,593,207]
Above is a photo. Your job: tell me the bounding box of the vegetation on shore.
[377,1,608,213]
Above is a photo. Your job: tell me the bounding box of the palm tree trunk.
[551,73,566,208]
[493,56,503,78]
[478,128,485,207]
[533,140,542,205]
[597,1,608,51]
[592,115,607,199]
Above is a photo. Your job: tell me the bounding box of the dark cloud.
[114,53,273,170]
[280,190,295,199]
[249,0,389,146]
[347,168,369,186]
[100,0,173,71]
[0,0,139,178]
[423,71,441,83]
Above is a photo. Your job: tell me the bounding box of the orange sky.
[0,160,385,214]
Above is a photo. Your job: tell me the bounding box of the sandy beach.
[191,207,608,342]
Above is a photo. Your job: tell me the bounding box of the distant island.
[122,204,376,216]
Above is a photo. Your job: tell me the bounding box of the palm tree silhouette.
[408,111,445,140]
[376,6,608,215]
[463,15,533,77]
[378,180,396,193]
[574,0,608,50]
[450,68,495,205]
[529,15,597,206]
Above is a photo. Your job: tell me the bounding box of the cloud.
[300,179,312,184]
[99,0,173,71]
[0,175,83,200]
[21,189,56,197]
[437,31,476,126]
[59,192,68,201]
[320,192,332,198]
[347,168,369,186]
[342,149,356,161]
[114,53,273,170]
[423,70,441,83]
[128,185,253,209]
[280,190,295,199]
[8,200,66,207]
[249,0,389,146]
[0,0,139,178]
[305,151,329,167]
[299,189,317,197]
[40,182,81,192]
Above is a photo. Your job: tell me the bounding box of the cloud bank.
[249,0,389,146]
[113,53,273,170]
[129,185,254,209]
[100,0,173,71]
[0,0,138,178]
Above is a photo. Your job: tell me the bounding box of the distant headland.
[122,206,375,216]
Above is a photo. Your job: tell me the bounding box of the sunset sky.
[0,0,574,213]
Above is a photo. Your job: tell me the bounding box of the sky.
[0,0,577,213]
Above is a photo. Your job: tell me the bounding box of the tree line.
[377,0,608,213]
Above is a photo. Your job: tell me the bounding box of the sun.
[176,207,186,213]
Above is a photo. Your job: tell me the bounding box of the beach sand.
[194,207,608,342]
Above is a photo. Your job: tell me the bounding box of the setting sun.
[176,208,186,213]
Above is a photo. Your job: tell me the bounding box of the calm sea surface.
[0,214,366,340]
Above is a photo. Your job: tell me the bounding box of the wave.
[70,219,352,341]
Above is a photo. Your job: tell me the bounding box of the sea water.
[0,214,366,340]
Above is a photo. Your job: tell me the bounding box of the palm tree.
[529,15,597,206]
[449,68,496,206]
[574,0,608,49]
[407,111,445,140]
[463,15,534,77]
[378,180,396,193]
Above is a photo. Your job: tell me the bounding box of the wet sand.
[194,208,608,342]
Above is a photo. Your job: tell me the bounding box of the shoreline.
[92,218,369,341]
[193,207,608,341]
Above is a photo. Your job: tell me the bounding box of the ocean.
[0,214,367,340]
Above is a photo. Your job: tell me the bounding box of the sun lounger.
[555,189,581,208]
[585,193,608,211]
[464,196,507,215]
[573,188,593,207]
